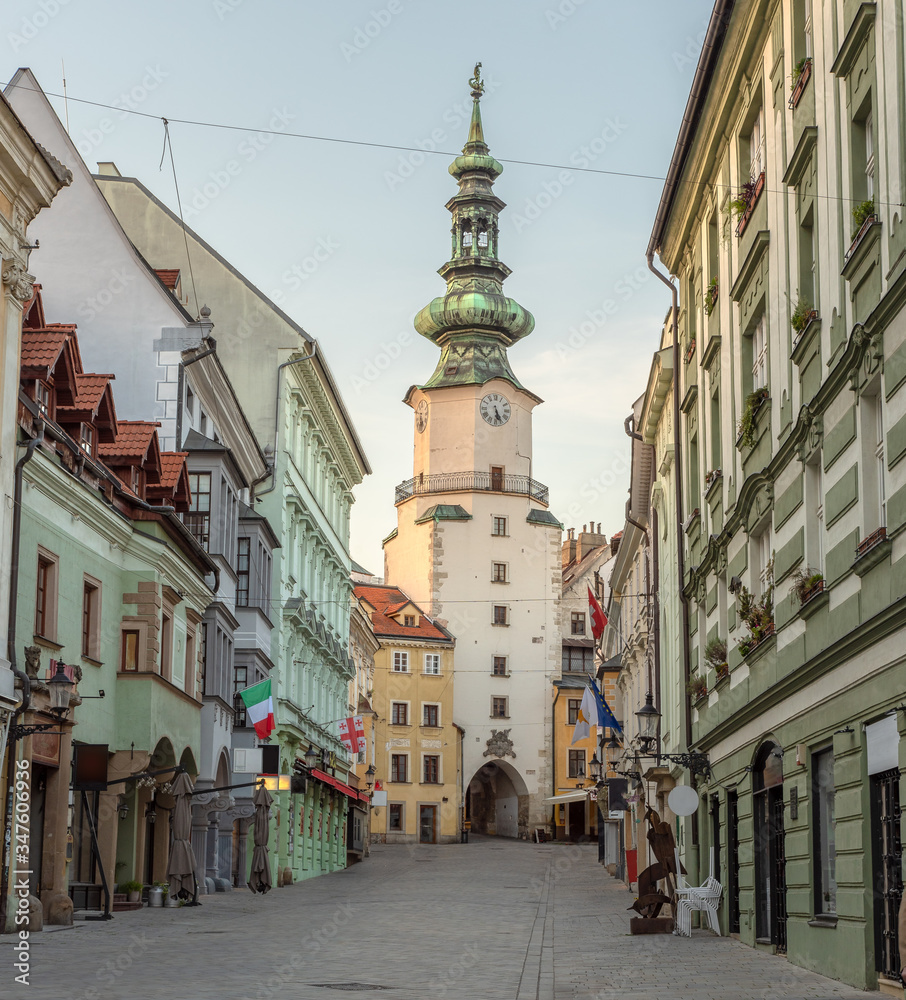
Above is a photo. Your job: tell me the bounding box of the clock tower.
[384,66,562,840]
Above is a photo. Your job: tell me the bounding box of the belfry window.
[461,222,473,253]
[478,222,489,249]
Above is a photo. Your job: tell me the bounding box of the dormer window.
[130,467,141,494]
[80,423,94,457]
[404,614,416,627]
[34,381,50,416]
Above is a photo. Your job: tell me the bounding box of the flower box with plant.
[789,56,812,108]
[684,338,696,365]
[736,571,775,658]
[119,879,143,903]
[791,566,824,606]
[848,198,876,254]
[737,387,770,450]
[728,173,765,237]
[704,277,719,317]
[704,468,723,493]
[704,637,729,681]
[791,294,818,339]
[687,675,708,702]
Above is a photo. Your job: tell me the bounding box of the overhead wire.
[3,78,903,210]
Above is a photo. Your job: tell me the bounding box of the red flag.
[588,586,607,641]
[338,716,366,754]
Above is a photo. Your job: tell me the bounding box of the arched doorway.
[467,760,529,838]
[753,740,787,952]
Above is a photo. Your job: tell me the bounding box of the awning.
[544,790,590,803]
[311,768,369,802]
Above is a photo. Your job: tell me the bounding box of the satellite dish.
[668,785,701,816]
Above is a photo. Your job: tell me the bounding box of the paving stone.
[0,838,884,1000]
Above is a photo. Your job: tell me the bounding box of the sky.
[4,0,713,573]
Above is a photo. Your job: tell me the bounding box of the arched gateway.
[467,760,530,838]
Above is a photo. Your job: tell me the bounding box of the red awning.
[311,768,368,802]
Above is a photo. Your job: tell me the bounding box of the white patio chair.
[672,849,722,937]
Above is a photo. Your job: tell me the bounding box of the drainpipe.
[551,686,560,837]
[255,343,318,500]
[645,253,693,758]
[8,419,45,675]
[2,420,44,932]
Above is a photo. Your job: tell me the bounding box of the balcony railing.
[395,471,549,505]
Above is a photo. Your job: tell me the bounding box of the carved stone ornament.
[2,261,35,302]
[24,645,41,681]
[483,729,516,759]
[796,406,823,462]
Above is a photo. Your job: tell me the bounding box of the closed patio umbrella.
[167,771,198,902]
[249,782,273,894]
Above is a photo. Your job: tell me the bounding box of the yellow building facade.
[353,584,459,844]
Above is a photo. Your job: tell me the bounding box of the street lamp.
[635,693,660,753]
[47,661,75,720]
[365,764,376,789]
[604,734,622,772]
[588,753,602,782]
[305,745,319,769]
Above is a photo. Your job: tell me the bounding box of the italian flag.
[239,679,275,740]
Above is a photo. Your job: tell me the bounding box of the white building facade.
[383,71,561,838]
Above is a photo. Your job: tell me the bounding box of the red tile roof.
[157,452,189,490]
[99,420,160,461]
[353,584,453,643]
[154,269,180,289]
[72,373,116,410]
[20,329,68,371]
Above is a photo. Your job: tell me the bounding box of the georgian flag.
[588,586,608,641]
[338,716,366,754]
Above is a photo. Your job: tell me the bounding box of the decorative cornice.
[781,126,819,187]
[730,231,770,302]
[2,260,35,301]
[831,3,876,77]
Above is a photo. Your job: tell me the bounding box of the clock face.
[480,392,511,426]
[415,400,429,433]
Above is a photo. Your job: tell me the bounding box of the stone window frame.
[119,621,148,673]
[34,546,60,642]
[568,748,586,779]
[388,802,405,831]
[81,574,102,663]
[390,753,409,783]
[421,753,442,785]
[390,700,410,727]
[421,702,441,728]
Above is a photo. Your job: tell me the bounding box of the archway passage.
[467,760,529,838]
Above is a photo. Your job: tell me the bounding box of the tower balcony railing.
[395,471,549,505]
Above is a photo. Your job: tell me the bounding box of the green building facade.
[648,1,905,989]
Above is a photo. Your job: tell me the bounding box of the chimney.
[577,521,607,561]
[561,527,578,567]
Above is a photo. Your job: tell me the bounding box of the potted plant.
[704,637,729,680]
[737,387,770,449]
[791,294,817,335]
[791,567,824,605]
[850,198,875,242]
[120,879,143,904]
[736,566,775,656]
[704,468,722,492]
[704,276,719,317]
[687,675,708,702]
[791,57,808,90]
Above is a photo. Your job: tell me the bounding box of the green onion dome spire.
[414,63,535,391]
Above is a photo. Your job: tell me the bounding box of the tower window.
[461,222,473,253]
[478,223,489,248]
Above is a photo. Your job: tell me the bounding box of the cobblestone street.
[0,838,884,1000]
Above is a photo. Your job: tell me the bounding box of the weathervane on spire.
[469,62,484,100]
